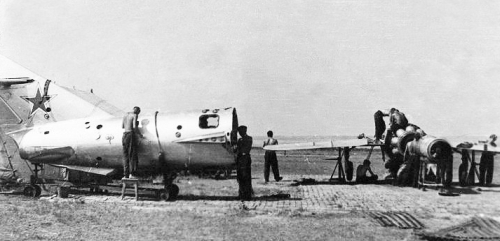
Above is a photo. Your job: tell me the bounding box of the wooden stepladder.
[121,178,139,201]
[463,150,481,186]
[328,147,348,182]
[328,144,386,183]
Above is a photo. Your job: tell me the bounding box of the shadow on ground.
[63,188,299,202]
[178,193,299,202]
[291,178,392,186]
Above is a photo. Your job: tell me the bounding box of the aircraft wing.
[263,139,369,151]
[448,140,500,154]
[50,164,117,176]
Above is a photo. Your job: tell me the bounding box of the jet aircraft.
[0,54,239,200]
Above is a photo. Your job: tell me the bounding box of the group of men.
[373,108,453,188]
[233,127,283,200]
[373,108,497,188]
[119,106,282,201]
[120,106,495,201]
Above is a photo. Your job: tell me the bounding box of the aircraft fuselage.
[12,108,238,176]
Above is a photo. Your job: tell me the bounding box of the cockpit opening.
[199,114,219,129]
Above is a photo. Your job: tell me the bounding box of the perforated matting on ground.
[369,211,425,229]
[417,216,500,241]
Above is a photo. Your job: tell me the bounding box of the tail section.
[0,54,125,182]
[0,54,124,131]
[0,78,55,128]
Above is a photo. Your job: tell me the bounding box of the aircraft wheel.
[23,185,37,198]
[159,190,169,201]
[169,184,179,200]
[34,185,42,197]
[161,184,180,201]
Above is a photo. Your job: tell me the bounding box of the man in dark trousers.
[373,109,390,144]
[235,125,253,200]
[479,134,497,186]
[263,130,282,183]
[437,150,453,189]
[122,106,141,179]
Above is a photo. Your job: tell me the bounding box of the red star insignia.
[21,88,54,118]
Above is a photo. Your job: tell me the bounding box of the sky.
[1,0,499,138]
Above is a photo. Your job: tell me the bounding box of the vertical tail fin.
[0,54,124,132]
[0,77,56,129]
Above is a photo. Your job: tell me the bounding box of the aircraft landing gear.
[23,185,41,197]
[34,185,42,197]
[23,163,43,198]
[159,172,179,201]
[158,184,179,201]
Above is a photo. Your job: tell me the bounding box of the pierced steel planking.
[418,216,500,240]
[369,211,425,229]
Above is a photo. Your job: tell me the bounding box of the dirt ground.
[0,148,499,240]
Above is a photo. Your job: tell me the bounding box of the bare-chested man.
[122,106,141,179]
[263,130,282,183]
